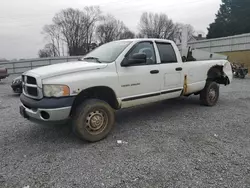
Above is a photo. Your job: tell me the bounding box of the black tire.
[72,99,115,142]
[200,81,219,106]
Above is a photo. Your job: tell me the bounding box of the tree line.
[207,0,250,39]
[39,0,250,57]
[39,6,195,57]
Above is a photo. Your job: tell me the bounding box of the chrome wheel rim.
[86,110,108,135]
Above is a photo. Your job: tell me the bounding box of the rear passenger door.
[155,41,184,99]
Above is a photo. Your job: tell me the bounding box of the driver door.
[116,41,161,108]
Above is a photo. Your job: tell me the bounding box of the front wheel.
[200,81,219,106]
[72,99,115,142]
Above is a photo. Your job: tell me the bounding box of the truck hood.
[24,61,108,78]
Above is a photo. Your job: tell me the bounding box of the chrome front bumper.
[20,103,71,122]
[19,93,75,124]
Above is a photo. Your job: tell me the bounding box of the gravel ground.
[0,75,250,188]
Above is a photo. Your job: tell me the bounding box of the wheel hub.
[86,110,107,134]
[208,88,216,101]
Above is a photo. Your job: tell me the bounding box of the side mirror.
[121,53,147,67]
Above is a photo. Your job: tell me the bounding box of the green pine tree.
[207,0,250,39]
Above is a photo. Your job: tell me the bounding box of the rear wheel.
[200,81,219,106]
[72,99,115,142]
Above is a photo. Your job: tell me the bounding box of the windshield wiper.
[83,57,102,63]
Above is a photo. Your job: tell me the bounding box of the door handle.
[175,67,182,71]
[150,70,159,74]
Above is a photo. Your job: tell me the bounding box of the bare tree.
[175,23,195,43]
[41,7,196,57]
[38,49,51,58]
[96,14,134,44]
[82,6,102,52]
[96,15,117,43]
[186,24,195,41]
[135,33,146,38]
[119,29,135,40]
[52,8,83,56]
[138,12,180,41]
[42,24,62,56]
[38,43,59,58]
[44,6,101,56]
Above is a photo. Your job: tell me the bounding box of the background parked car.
[11,76,22,94]
[0,66,9,81]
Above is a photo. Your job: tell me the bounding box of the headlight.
[43,84,70,97]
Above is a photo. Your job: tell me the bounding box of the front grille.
[27,76,37,84]
[27,87,38,96]
[22,75,40,98]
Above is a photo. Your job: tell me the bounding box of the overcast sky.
[0,0,221,60]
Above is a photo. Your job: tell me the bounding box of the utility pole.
[181,24,188,50]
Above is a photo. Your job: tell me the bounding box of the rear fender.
[223,62,233,85]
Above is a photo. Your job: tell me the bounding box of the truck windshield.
[84,41,132,63]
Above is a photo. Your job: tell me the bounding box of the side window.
[156,43,178,63]
[128,42,156,65]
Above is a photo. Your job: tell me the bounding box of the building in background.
[189,34,206,42]
[178,32,250,69]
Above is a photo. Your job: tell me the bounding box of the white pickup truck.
[20,38,233,142]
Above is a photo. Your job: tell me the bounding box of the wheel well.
[207,66,222,80]
[207,65,229,85]
[70,86,120,116]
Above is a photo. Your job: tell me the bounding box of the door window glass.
[128,42,156,65]
[156,43,177,63]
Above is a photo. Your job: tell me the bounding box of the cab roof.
[116,38,175,44]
